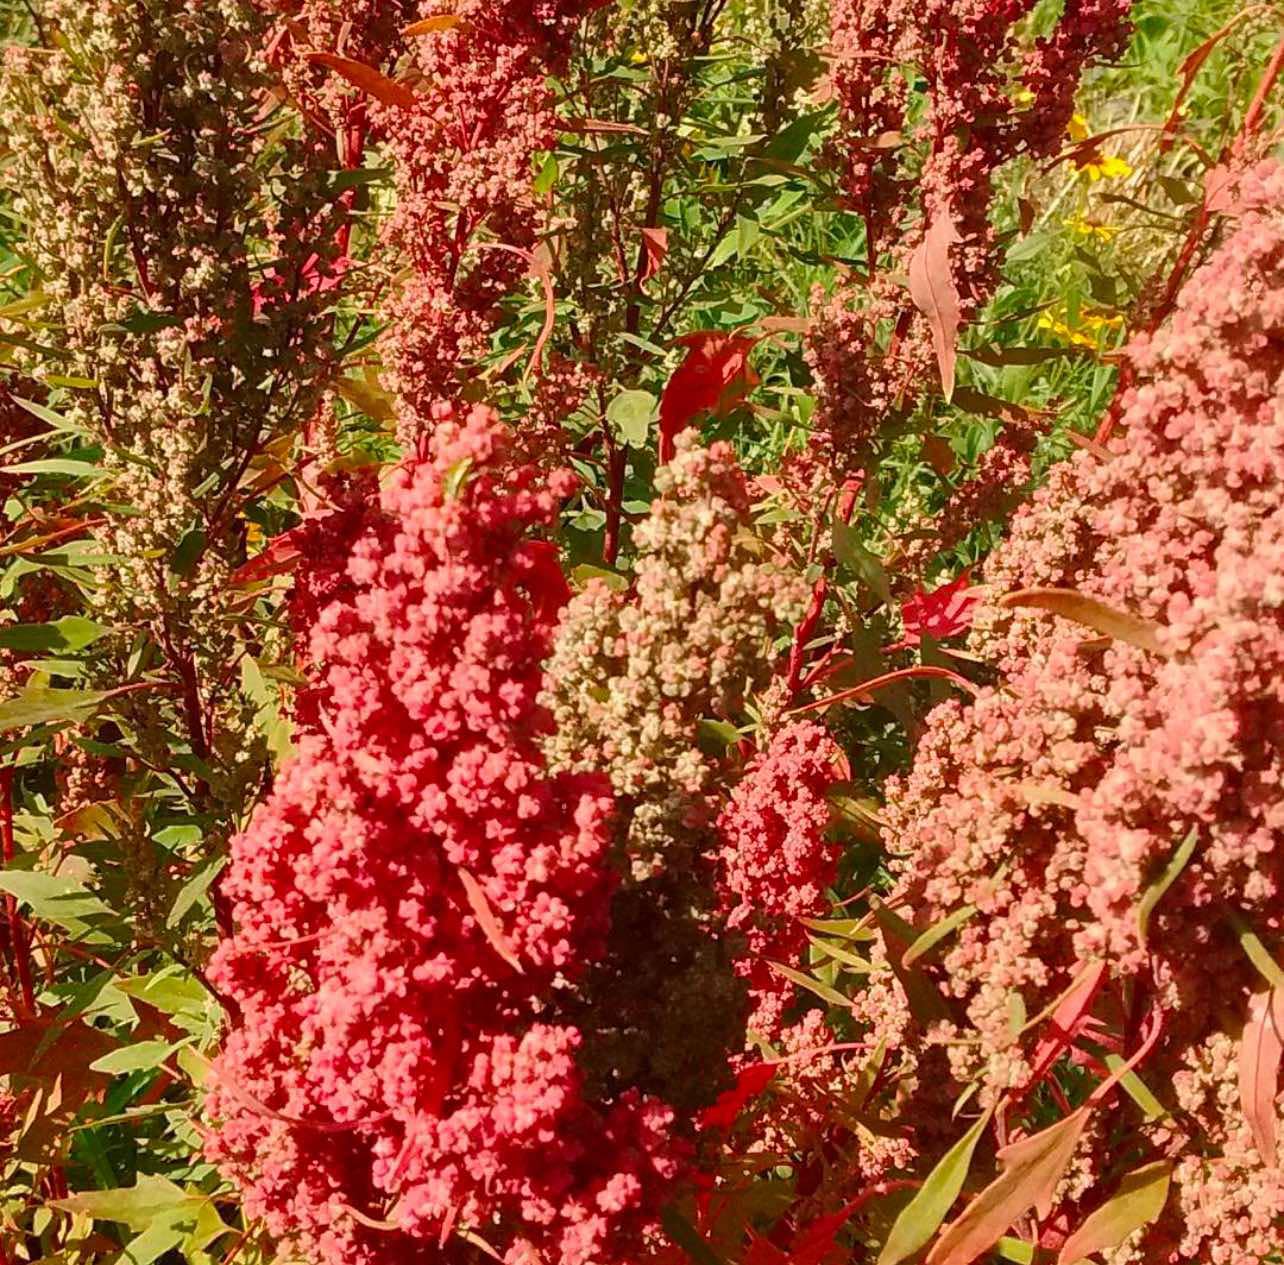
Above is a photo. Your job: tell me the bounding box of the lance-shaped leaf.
[909,213,963,401]
[1019,961,1107,1101]
[307,52,419,111]
[879,1104,995,1265]
[458,867,524,974]
[1137,828,1198,944]
[998,588,1166,656]
[404,14,462,35]
[1239,985,1283,1166]
[1057,1160,1172,1265]
[925,1108,1089,1265]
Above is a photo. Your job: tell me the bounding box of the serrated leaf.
[0,870,117,936]
[1057,1160,1172,1265]
[879,1104,994,1265]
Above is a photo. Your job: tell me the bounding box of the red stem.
[1,766,35,1017]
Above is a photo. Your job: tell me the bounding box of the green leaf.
[5,458,102,478]
[903,904,977,969]
[532,152,559,194]
[1136,828,1197,943]
[0,685,114,732]
[170,526,206,576]
[879,1104,994,1265]
[661,1205,725,1265]
[1228,909,1284,990]
[606,389,658,448]
[167,855,224,927]
[53,1174,230,1256]
[1102,1053,1167,1121]
[114,970,211,1023]
[0,616,109,654]
[1056,1161,1172,1265]
[767,959,851,1009]
[832,518,891,606]
[0,871,117,938]
[89,1039,178,1075]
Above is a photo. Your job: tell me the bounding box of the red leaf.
[899,572,980,646]
[1239,985,1282,1166]
[1019,961,1108,1103]
[641,227,669,281]
[458,867,524,975]
[699,1061,776,1131]
[658,332,760,462]
[230,529,305,588]
[306,52,419,111]
[909,213,963,401]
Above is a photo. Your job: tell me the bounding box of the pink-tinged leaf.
[1019,962,1108,1103]
[699,1062,777,1131]
[658,332,760,461]
[1239,985,1282,1167]
[641,227,669,281]
[927,1109,1089,1265]
[1204,165,1245,216]
[997,588,1167,657]
[909,213,963,401]
[1056,1160,1172,1265]
[306,52,419,111]
[457,867,524,975]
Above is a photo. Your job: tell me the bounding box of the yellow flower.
[1079,152,1133,183]
[1037,305,1124,348]
[1067,112,1090,142]
[1064,216,1120,243]
[630,49,648,65]
[1013,87,1035,108]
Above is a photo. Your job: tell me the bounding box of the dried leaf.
[925,1109,1089,1265]
[1057,1161,1172,1265]
[998,588,1166,656]
[909,213,963,401]
[403,14,462,36]
[458,867,523,974]
[1239,985,1283,1167]
[306,52,419,111]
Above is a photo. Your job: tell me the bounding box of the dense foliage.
[0,2,1283,1264]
